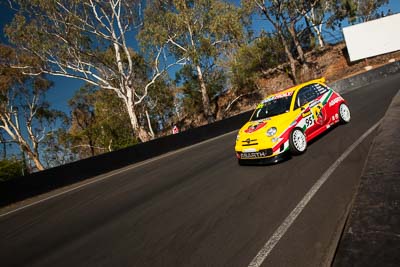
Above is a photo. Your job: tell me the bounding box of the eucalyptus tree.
[348,0,389,23]
[0,158,26,181]
[67,84,138,159]
[0,131,8,159]
[0,44,64,171]
[68,85,103,158]
[6,0,182,142]
[139,0,244,122]
[41,128,76,168]
[283,1,309,66]
[243,0,300,83]
[291,0,333,48]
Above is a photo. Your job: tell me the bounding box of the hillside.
[214,42,400,121]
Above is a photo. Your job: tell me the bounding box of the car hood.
[238,111,299,141]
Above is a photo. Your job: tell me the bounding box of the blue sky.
[1,0,400,114]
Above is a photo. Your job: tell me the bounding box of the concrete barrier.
[0,110,253,207]
[1,60,400,208]
[330,61,400,94]
[333,89,400,267]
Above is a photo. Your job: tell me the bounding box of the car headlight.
[236,133,240,141]
[266,127,277,137]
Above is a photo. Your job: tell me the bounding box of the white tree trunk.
[315,23,324,48]
[125,92,151,142]
[196,65,214,123]
[0,115,45,171]
[145,110,155,139]
[26,149,44,171]
[306,7,324,48]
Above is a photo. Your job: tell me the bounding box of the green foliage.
[141,0,242,58]
[175,65,226,116]
[327,0,389,27]
[93,90,137,150]
[175,65,203,115]
[5,0,160,142]
[0,158,26,182]
[5,0,141,71]
[351,0,389,22]
[0,44,67,171]
[42,128,77,168]
[139,0,244,119]
[145,78,176,132]
[67,84,138,159]
[230,34,285,93]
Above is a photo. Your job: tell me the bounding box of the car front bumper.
[237,151,290,165]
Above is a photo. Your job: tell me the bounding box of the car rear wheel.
[339,103,351,123]
[289,128,307,155]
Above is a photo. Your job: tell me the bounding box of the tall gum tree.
[284,1,308,66]
[139,0,244,122]
[67,84,138,159]
[6,0,183,142]
[291,0,333,48]
[244,0,299,83]
[0,45,64,171]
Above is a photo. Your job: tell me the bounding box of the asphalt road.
[1,74,399,267]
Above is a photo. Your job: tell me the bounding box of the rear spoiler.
[311,77,326,84]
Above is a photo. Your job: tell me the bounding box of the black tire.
[289,128,307,155]
[339,103,351,123]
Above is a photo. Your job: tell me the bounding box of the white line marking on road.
[0,130,238,218]
[247,120,381,267]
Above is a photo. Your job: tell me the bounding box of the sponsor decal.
[313,103,326,125]
[262,91,294,103]
[329,96,342,107]
[304,114,314,128]
[241,151,270,159]
[302,110,312,118]
[242,138,258,146]
[309,100,321,108]
[245,121,267,133]
[322,90,334,105]
[243,148,257,153]
[275,91,294,98]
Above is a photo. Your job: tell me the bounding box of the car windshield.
[250,95,293,121]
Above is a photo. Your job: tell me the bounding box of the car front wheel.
[289,128,307,155]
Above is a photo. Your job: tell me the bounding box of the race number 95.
[305,115,314,128]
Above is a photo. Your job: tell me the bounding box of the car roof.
[263,77,326,100]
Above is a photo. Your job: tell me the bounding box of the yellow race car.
[235,78,351,165]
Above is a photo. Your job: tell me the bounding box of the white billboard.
[343,13,400,62]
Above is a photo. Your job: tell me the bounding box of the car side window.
[294,83,329,109]
[295,85,317,109]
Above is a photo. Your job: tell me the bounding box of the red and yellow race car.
[235,78,351,165]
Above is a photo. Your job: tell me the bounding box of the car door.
[294,85,321,136]
[311,83,330,127]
